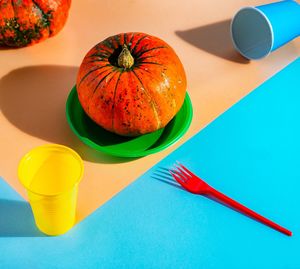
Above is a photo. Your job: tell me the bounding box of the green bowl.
[66,86,193,157]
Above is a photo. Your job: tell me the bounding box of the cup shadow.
[0,65,135,164]
[175,19,249,64]
[0,199,45,237]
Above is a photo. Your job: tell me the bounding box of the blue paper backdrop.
[0,58,299,268]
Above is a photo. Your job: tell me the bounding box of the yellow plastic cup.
[18,144,84,236]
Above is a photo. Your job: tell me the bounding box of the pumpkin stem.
[118,44,134,69]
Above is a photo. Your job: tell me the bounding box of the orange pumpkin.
[76,32,187,136]
[0,0,71,47]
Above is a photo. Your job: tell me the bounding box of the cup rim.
[18,144,84,197]
[230,6,274,60]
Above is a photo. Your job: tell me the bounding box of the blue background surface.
[0,58,299,268]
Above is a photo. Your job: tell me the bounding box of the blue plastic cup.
[231,0,300,60]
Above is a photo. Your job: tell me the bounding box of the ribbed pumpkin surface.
[76,32,187,137]
[0,0,71,47]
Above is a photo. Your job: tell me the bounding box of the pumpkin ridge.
[127,33,135,47]
[111,72,123,132]
[136,55,156,63]
[11,0,17,17]
[32,0,51,34]
[90,71,115,96]
[131,69,161,129]
[84,59,108,64]
[102,39,115,51]
[136,61,163,67]
[131,34,148,55]
[85,68,112,87]
[10,1,29,46]
[135,67,176,116]
[123,33,127,45]
[142,65,184,115]
[88,51,110,59]
[78,64,111,86]
[137,67,164,84]
[135,46,167,58]
[94,47,112,56]
[87,71,117,114]
[113,34,122,49]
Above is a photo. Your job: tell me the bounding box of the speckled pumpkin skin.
[77,32,187,137]
[0,0,71,47]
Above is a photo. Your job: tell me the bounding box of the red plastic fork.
[170,162,292,236]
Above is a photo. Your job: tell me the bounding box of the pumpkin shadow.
[175,20,249,64]
[0,65,136,164]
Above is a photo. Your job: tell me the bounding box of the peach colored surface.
[0,0,299,222]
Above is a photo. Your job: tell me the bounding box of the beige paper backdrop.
[0,0,299,221]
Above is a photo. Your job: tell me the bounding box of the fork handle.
[207,187,292,236]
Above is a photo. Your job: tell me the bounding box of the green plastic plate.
[66,86,193,157]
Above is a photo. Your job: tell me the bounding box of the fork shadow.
[0,199,45,237]
[151,167,183,190]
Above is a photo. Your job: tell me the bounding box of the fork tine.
[171,167,188,181]
[176,162,196,177]
[173,164,190,181]
[169,170,186,187]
